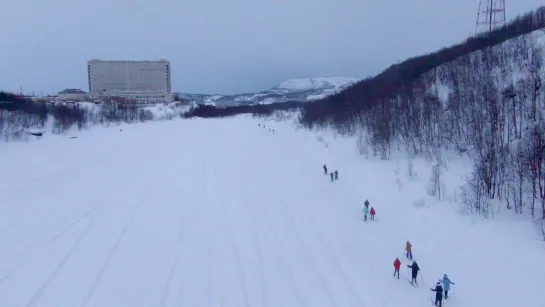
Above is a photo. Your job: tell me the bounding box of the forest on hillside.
[298,7,545,228]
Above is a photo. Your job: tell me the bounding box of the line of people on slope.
[323,162,453,306]
[323,164,338,181]
[393,241,455,307]
[258,123,274,133]
[323,164,376,220]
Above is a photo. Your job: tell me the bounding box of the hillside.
[301,7,545,126]
[299,7,545,226]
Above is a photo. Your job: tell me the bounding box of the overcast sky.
[1,0,543,95]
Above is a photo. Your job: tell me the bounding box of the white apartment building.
[87,59,172,104]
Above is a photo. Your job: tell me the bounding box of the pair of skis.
[429,289,452,306]
[405,277,419,287]
[405,277,447,306]
[430,298,447,306]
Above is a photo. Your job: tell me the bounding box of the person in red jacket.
[370,207,376,220]
[393,257,401,279]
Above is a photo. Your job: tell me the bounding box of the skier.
[362,205,369,221]
[405,241,413,260]
[323,164,328,175]
[330,172,334,181]
[430,281,444,307]
[334,170,338,180]
[364,199,369,207]
[370,207,376,220]
[393,257,401,279]
[407,261,419,285]
[441,274,455,299]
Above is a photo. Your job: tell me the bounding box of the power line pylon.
[476,0,506,34]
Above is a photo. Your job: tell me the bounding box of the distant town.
[16,59,184,108]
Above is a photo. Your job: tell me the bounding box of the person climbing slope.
[430,281,444,306]
[393,257,401,279]
[330,172,334,181]
[407,261,420,285]
[323,164,327,175]
[405,241,413,260]
[441,274,455,299]
[370,207,376,220]
[334,170,338,180]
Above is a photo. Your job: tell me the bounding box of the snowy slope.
[176,77,358,106]
[0,115,543,307]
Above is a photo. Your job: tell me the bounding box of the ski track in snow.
[0,117,544,307]
[26,203,104,307]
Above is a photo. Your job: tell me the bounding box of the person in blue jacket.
[430,281,443,307]
[362,202,370,221]
[441,274,455,299]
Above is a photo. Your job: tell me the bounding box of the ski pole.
[419,271,426,285]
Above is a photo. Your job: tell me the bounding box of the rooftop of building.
[58,89,87,94]
[88,59,169,63]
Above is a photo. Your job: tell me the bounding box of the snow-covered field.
[0,115,543,307]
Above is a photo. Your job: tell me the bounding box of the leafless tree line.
[0,92,157,141]
[182,101,304,119]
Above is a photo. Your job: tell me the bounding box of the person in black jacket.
[323,164,328,175]
[430,281,444,306]
[407,261,420,285]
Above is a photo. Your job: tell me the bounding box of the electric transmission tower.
[475,0,506,33]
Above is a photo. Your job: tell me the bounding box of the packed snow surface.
[272,77,357,91]
[0,116,543,307]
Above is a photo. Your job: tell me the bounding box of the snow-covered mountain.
[271,77,358,92]
[175,77,358,106]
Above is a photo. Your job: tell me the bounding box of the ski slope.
[0,116,544,307]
